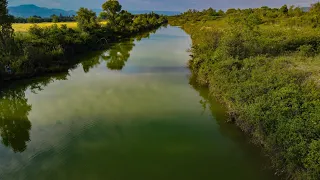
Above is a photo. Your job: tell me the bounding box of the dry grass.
[13,21,107,32]
[13,22,78,32]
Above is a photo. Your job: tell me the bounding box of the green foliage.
[170,3,320,179]
[226,8,237,15]
[280,5,289,15]
[14,15,76,23]
[310,2,320,14]
[51,14,59,23]
[0,0,15,82]
[114,10,133,32]
[169,2,320,28]
[76,8,99,32]
[0,0,14,57]
[298,45,314,56]
[217,9,225,16]
[100,0,122,26]
[27,16,42,23]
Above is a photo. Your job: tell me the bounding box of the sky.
[7,0,319,11]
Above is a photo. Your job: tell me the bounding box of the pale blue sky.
[8,0,319,11]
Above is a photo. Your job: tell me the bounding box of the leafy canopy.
[100,0,122,26]
[0,0,14,56]
[76,7,99,32]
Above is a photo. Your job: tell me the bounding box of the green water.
[0,26,278,180]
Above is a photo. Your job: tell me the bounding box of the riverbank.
[1,25,163,83]
[1,23,167,83]
[169,7,320,180]
[0,0,167,84]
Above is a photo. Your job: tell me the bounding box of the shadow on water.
[80,29,157,72]
[188,74,280,179]
[0,29,158,153]
[0,72,70,153]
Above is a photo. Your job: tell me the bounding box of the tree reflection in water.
[0,89,32,153]
[0,28,160,152]
[81,54,101,73]
[101,30,157,71]
[0,73,70,153]
[101,39,135,70]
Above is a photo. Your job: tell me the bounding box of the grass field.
[13,21,108,32]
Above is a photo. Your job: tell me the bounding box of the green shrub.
[298,45,315,56]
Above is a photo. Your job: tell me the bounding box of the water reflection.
[101,30,158,71]
[80,30,158,72]
[0,29,159,153]
[136,29,156,41]
[101,40,135,70]
[0,89,32,152]
[81,55,100,73]
[188,75,278,179]
[0,73,70,153]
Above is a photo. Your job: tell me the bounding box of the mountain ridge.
[8,4,181,18]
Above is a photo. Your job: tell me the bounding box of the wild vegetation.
[13,14,76,23]
[169,4,320,180]
[0,0,167,83]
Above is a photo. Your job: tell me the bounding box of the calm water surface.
[0,26,278,180]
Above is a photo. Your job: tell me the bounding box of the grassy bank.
[169,5,320,180]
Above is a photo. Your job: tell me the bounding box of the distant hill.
[9,4,76,18]
[8,4,180,18]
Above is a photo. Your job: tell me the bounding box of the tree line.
[14,14,76,23]
[170,4,320,28]
[0,0,167,82]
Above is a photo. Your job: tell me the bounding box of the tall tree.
[310,2,320,14]
[100,0,122,26]
[217,9,225,16]
[76,7,99,32]
[0,0,14,56]
[309,2,320,28]
[226,8,237,15]
[51,14,59,23]
[205,8,216,16]
[280,4,289,15]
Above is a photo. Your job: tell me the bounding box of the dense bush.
[170,3,320,180]
[14,15,76,23]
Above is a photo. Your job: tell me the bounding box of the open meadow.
[13,21,108,32]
